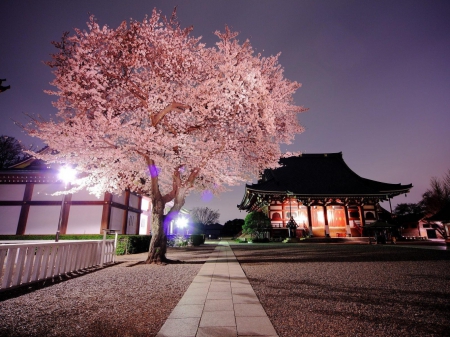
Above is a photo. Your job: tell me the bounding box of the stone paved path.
[156,241,278,337]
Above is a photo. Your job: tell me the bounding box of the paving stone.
[168,304,204,319]
[204,299,234,311]
[157,317,200,337]
[236,316,278,336]
[196,326,237,337]
[199,310,236,327]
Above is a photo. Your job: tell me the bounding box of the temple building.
[238,153,412,238]
[0,153,151,236]
[0,150,187,236]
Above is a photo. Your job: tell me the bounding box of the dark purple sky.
[1,1,449,223]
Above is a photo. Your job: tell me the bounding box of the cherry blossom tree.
[27,9,306,263]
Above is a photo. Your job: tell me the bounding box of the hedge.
[190,234,205,246]
[0,234,152,255]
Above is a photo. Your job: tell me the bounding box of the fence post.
[113,231,118,263]
[101,229,107,268]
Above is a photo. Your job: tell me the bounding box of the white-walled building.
[0,155,153,236]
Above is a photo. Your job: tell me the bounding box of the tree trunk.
[143,156,198,264]
[145,185,190,264]
[145,194,168,264]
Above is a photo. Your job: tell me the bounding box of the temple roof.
[238,153,412,210]
[427,203,450,222]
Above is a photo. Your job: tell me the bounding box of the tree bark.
[145,194,168,264]
[144,157,199,264]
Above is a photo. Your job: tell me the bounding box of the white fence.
[0,239,115,291]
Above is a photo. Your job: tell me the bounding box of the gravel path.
[231,243,450,337]
[2,243,449,337]
[0,245,216,337]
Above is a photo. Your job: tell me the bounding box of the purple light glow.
[148,165,160,178]
[201,190,213,202]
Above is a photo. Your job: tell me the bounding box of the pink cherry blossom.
[27,8,307,263]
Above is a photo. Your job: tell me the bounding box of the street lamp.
[55,166,77,242]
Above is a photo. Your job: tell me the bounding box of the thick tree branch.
[151,102,190,126]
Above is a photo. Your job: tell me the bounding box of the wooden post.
[358,205,366,236]
[121,190,130,234]
[307,204,313,237]
[100,192,112,233]
[16,183,34,235]
[135,196,142,235]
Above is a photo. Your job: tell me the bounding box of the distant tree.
[416,170,450,239]
[27,9,305,263]
[223,218,244,237]
[191,207,220,226]
[0,135,26,168]
[393,203,424,217]
[419,170,450,216]
[242,212,271,238]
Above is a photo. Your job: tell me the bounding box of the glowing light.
[176,216,188,229]
[58,166,77,184]
[298,213,307,224]
[317,209,324,223]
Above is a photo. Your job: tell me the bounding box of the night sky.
[1,1,449,223]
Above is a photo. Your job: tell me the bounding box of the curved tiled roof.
[238,153,412,210]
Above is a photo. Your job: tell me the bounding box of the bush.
[123,235,152,254]
[190,234,204,246]
[251,237,270,243]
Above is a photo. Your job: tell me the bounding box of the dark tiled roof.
[247,152,412,197]
[427,203,450,222]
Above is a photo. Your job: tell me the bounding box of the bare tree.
[420,170,450,216]
[191,207,220,226]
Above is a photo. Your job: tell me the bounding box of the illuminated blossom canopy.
[28,9,306,262]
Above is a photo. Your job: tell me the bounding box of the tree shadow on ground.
[232,244,450,264]
[0,262,122,302]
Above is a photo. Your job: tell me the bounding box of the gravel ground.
[0,244,216,337]
[232,243,450,337]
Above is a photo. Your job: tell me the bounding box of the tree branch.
[151,102,190,126]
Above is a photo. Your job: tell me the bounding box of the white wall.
[25,205,60,234]
[126,211,138,234]
[129,194,139,209]
[112,192,126,204]
[0,184,25,201]
[32,184,64,201]
[0,206,21,234]
[139,197,152,235]
[67,205,103,234]
[110,207,124,233]
[71,189,102,201]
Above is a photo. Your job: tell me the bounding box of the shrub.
[190,234,204,246]
[251,237,270,243]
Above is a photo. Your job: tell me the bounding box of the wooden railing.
[0,240,115,291]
